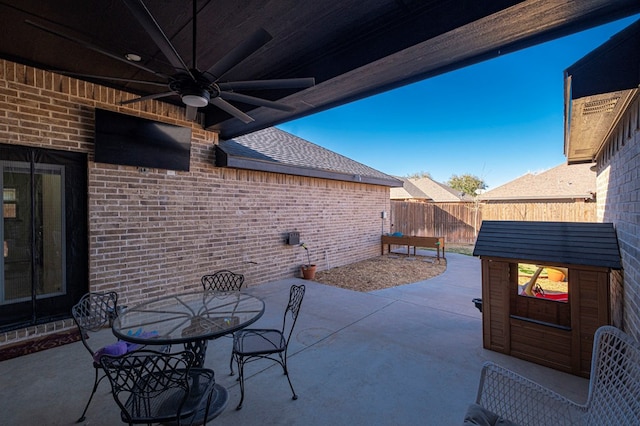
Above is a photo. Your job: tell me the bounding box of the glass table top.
[112,290,265,345]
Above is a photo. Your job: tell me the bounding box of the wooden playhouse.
[473,221,622,377]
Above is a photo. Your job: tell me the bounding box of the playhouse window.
[518,263,568,303]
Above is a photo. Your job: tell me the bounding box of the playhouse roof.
[473,220,622,269]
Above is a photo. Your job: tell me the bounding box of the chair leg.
[235,355,246,410]
[229,351,235,376]
[281,355,298,400]
[77,367,101,423]
[190,386,214,426]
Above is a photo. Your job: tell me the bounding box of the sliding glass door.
[0,145,87,330]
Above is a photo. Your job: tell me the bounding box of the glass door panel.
[35,165,66,299]
[2,161,65,304]
[2,161,33,304]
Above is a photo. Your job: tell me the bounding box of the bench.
[381,235,445,259]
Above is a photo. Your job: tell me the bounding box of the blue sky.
[278,15,639,190]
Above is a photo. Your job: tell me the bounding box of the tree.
[447,174,487,196]
[405,170,432,179]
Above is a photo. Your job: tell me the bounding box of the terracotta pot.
[301,265,317,280]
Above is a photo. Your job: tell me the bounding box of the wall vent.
[582,97,619,115]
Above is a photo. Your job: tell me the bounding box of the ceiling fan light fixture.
[182,89,210,107]
[125,53,142,62]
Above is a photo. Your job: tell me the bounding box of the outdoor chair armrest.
[475,362,586,426]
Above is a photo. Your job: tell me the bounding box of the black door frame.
[0,143,87,331]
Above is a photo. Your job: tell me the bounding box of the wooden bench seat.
[381,235,445,259]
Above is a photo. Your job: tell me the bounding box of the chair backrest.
[585,325,640,425]
[201,270,245,292]
[100,350,194,424]
[72,291,118,354]
[281,284,306,346]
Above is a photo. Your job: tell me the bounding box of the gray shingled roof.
[478,162,596,201]
[390,178,432,201]
[390,177,473,202]
[216,127,402,187]
[473,220,622,269]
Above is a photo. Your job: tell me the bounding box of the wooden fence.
[480,200,597,222]
[390,200,597,244]
[390,201,479,244]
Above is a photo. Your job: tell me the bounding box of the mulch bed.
[314,253,447,292]
[0,329,81,362]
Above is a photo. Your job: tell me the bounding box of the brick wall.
[594,92,640,341]
[0,59,391,344]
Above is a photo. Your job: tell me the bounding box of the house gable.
[478,163,596,201]
[390,176,471,202]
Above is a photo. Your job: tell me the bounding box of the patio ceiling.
[1,1,639,140]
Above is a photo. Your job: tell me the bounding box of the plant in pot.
[299,243,317,280]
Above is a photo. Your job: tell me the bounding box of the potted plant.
[299,243,317,280]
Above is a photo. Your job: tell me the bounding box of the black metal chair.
[100,349,227,426]
[231,284,306,410]
[201,270,245,292]
[71,291,120,423]
[201,270,245,371]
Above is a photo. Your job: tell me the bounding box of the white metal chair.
[465,325,640,425]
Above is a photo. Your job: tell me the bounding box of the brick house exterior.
[0,59,399,345]
[592,95,640,340]
[564,20,640,340]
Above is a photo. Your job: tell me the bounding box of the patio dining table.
[113,290,265,364]
[112,290,265,423]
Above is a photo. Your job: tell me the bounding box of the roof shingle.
[390,177,473,202]
[478,163,595,201]
[473,220,622,269]
[216,127,402,187]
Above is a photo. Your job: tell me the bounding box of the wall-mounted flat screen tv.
[94,109,192,171]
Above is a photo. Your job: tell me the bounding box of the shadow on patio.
[0,253,588,425]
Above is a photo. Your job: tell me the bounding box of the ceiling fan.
[26,0,315,123]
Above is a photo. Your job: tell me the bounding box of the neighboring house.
[390,177,474,202]
[0,59,400,344]
[479,163,596,201]
[390,177,476,242]
[563,20,640,339]
[390,164,598,242]
[477,162,597,222]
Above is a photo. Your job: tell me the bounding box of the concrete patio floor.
[0,252,589,425]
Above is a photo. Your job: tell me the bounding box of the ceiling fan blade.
[52,70,167,87]
[204,29,272,80]
[209,97,254,124]
[122,0,194,79]
[218,78,316,91]
[25,19,167,78]
[220,92,295,112]
[119,91,176,105]
[185,105,198,121]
